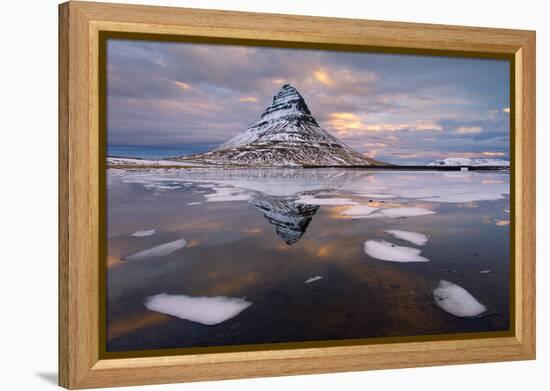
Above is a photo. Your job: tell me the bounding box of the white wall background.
[1,0,546,389]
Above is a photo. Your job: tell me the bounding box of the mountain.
[428,157,510,167]
[174,84,384,167]
[249,195,319,245]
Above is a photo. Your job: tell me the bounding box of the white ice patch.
[305,276,323,284]
[364,240,429,263]
[144,294,252,325]
[296,195,358,206]
[385,230,429,246]
[186,202,202,206]
[342,205,379,218]
[355,193,395,199]
[380,207,436,218]
[433,280,486,317]
[130,229,157,237]
[421,192,505,203]
[205,194,251,202]
[124,238,187,261]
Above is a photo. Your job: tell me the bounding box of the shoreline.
[107,163,510,171]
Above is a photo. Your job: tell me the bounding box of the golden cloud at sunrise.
[314,68,332,85]
[172,81,191,90]
[238,97,259,103]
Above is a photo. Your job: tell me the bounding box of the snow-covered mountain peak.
[259,84,315,123]
[176,85,384,167]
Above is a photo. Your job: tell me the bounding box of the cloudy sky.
[107,39,510,164]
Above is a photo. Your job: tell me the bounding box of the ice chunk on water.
[130,229,157,237]
[433,280,486,317]
[355,193,395,199]
[342,205,379,218]
[305,276,323,284]
[123,238,187,261]
[381,207,436,218]
[205,194,251,202]
[421,192,504,203]
[144,293,252,325]
[186,202,202,206]
[296,195,358,206]
[385,230,429,246]
[204,186,250,202]
[143,184,181,191]
[364,240,429,262]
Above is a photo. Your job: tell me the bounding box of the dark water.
[106,168,510,352]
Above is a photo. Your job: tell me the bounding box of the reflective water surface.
[106,168,510,352]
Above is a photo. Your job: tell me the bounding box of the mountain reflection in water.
[249,196,319,245]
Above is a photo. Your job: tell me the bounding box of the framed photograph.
[59,1,535,389]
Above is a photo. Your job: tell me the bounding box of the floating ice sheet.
[130,229,157,237]
[123,238,187,261]
[342,205,379,218]
[421,192,505,203]
[144,294,252,325]
[385,230,429,246]
[355,193,395,199]
[433,280,486,317]
[364,240,429,262]
[205,194,251,202]
[305,276,323,284]
[380,207,436,218]
[296,195,358,206]
[186,202,202,206]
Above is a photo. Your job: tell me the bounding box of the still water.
[106,168,510,352]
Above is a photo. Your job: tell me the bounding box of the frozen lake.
[106,168,510,352]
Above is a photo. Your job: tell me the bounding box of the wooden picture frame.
[59,1,536,389]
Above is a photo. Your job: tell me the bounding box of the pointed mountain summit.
[175,84,385,167]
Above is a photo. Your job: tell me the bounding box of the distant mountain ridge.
[173,84,384,167]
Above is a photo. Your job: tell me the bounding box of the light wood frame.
[59,1,536,389]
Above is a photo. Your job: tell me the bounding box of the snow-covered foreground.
[144,294,252,325]
[108,167,509,204]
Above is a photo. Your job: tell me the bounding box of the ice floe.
[186,202,202,206]
[385,230,429,246]
[296,195,358,206]
[205,194,251,202]
[143,184,181,191]
[421,191,505,203]
[144,293,252,325]
[380,207,436,218]
[204,186,251,202]
[355,193,395,199]
[364,240,429,262]
[342,205,379,218]
[130,229,157,237]
[305,276,323,284]
[109,168,509,206]
[123,238,187,261]
[433,280,486,317]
